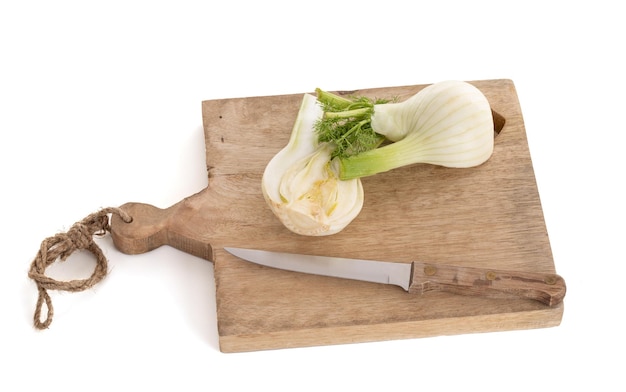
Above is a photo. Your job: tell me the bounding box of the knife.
[224,247,566,306]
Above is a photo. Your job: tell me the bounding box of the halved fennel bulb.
[261,94,364,236]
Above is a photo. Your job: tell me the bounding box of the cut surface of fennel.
[261,93,364,236]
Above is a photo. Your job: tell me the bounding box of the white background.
[2,1,624,390]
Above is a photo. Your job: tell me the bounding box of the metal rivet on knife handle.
[485,271,497,281]
[423,265,437,276]
[544,275,557,285]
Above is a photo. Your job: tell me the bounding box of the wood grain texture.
[110,79,564,352]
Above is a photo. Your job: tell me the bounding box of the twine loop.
[28,207,132,329]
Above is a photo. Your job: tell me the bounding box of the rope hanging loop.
[28,207,132,329]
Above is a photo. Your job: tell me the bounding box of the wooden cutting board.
[110,79,564,352]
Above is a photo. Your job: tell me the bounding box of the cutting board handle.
[110,202,213,261]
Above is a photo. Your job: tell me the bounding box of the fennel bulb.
[261,94,364,236]
[316,80,495,180]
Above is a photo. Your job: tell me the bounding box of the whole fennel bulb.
[318,80,495,180]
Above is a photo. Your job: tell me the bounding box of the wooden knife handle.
[408,262,566,306]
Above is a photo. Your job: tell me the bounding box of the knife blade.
[224,247,566,306]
